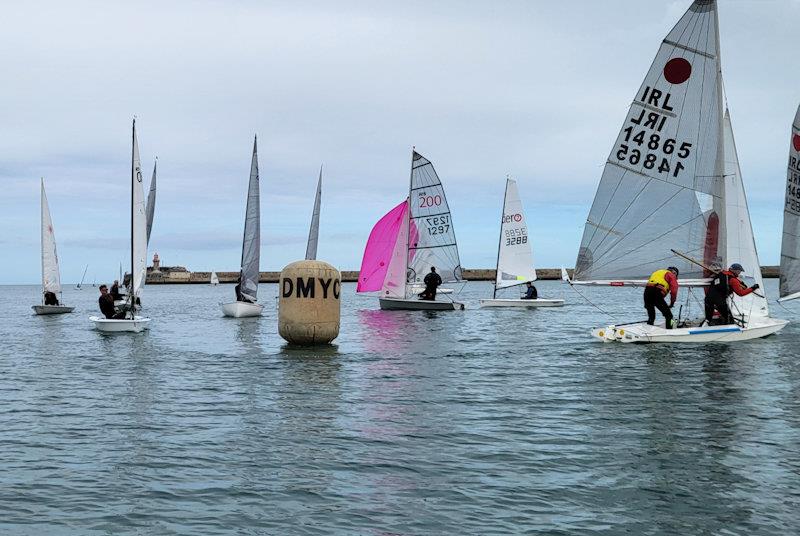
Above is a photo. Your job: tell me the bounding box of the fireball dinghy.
[480,178,563,308]
[357,151,464,310]
[90,119,151,332]
[569,0,786,343]
[220,136,264,318]
[779,104,800,303]
[32,179,74,315]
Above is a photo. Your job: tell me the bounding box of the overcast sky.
[2,0,798,284]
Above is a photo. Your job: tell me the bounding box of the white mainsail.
[305,165,322,260]
[145,158,157,246]
[406,151,463,294]
[210,271,219,285]
[237,136,261,302]
[780,104,800,302]
[131,119,148,302]
[494,178,536,295]
[574,0,723,284]
[722,108,768,319]
[40,179,62,295]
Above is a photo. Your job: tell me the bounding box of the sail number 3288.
[616,129,692,178]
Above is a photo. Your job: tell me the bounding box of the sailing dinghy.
[480,178,563,307]
[220,136,264,318]
[357,151,465,310]
[32,179,74,315]
[76,264,88,289]
[568,0,786,343]
[779,104,800,303]
[90,119,151,332]
[210,271,219,286]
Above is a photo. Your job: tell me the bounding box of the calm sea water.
[1,280,799,535]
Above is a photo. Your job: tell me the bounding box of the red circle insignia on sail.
[663,58,692,84]
[793,134,800,152]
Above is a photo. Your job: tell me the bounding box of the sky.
[2,0,798,284]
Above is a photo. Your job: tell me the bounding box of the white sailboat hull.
[379,297,465,311]
[220,301,264,318]
[32,305,75,315]
[479,298,564,308]
[89,315,151,333]
[591,317,788,344]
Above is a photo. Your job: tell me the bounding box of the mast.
[493,177,511,299]
[130,118,135,315]
[405,148,415,298]
[40,178,45,303]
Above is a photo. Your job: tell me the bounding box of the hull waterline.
[32,305,75,315]
[379,297,464,311]
[479,298,564,308]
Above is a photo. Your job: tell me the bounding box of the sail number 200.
[616,128,692,178]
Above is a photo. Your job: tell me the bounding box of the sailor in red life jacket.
[643,267,679,329]
[704,263,760,326]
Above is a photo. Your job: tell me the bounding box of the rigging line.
[565,280,620,322]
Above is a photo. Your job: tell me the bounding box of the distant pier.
[144,266,781,284]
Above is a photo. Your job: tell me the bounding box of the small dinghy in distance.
[480,178,563,308]
[220,136,264,318]
[779,104,800,303]
[357,151,465,311]
[569,0,786,343]
[90,119,151,333]
[210,271,219,286]
[32,178,74,315]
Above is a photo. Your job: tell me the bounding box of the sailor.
[110,280,122,301]
[421,266,442,301]
[43,291,59,306]
[235,279,255,303]
[98,285,123,319]
[643,266,679,329]
[521,281,538,300]
[704,263,760,325]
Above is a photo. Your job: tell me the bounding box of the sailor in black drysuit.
[704,263,759,325]
[44,291,59,305]
[420,267,442,301]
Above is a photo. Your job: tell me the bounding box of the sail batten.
[238,136,261,302]
[780,105,800,301]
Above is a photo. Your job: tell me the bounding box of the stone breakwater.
[145,266,781,284]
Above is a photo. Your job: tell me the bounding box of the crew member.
[420,267,442,301]
[643,266,679,329]
[98,285,124,319]
[704,263,760,325]
[522,282,538,300]
[43,291,59,306]
[110,280,123,301]
[235,278,255,303]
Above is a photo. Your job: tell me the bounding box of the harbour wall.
[145,266,781,284]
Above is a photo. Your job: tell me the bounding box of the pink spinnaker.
[357,200,409,293]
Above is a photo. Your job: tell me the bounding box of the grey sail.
[145,159,157,245]
[238,136,261,302]
[305,165,322,260]
[780,104,800,301]
[574,0,724,283]
[407,151,463,289]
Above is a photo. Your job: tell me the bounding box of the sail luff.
[145,158,157,245]
[492,179,509,299]
[238,136,261,302]
[40,178,62,295]
[131,119,148,302]
[780,104,800,301]
[305,165,322,260]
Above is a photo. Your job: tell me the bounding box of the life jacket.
[646,269,671,294]
[708,270,732,298]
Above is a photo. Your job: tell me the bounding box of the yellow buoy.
[278,260,341,345]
